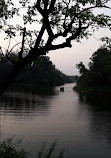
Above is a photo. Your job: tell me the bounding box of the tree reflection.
[78,92,111,146]
[0,92,55,120]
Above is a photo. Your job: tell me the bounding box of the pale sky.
[48,28,111,76]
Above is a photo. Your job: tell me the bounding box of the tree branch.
[35,0,44,15]
[43,1,55,38]
[78,5,111,17]
[44,0,49,10]
[34,24,45,49]
[35,0,54,44]
[47,19,88,51]
[49,0,56,12]
[63,0,71,30]
[44,17,54,38]
[19,27,26,60]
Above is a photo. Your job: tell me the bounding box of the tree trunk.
[0,61,25,95]
[0,48,40,95]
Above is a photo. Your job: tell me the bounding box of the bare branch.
[48,42,72,51]
[54,18,75,39]
[48,19,88,51]
[78,5,111,17]
[43,1,55,38]
[34,25,45,49]
[8,42,21,56]
[35,1,54,43]
[44,17,54,37]
[35,0,44,15]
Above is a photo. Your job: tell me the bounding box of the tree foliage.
[0,55,71,88]
[76,46,111,92]
[0,138,68,158]
[76,61,87,75]
[0,137,28,158]
[0,0,111,93]
[16,56,66,86]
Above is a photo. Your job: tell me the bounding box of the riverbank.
[7,84,56,95]
[73,85,111,94]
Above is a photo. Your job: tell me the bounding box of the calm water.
[0,84,111,158]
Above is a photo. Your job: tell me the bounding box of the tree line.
[75,46,111,93]
[0,55,73,90]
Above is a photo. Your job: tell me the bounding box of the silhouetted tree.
[76,62,87,75]
[76,46,111,91]
[0,0,111,94]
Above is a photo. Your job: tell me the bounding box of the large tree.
[0,0,111,94]
[75,46,111,92]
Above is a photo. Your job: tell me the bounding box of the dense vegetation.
[16,56,66,86]
[75,47,111,93]
[0,138,68,158]
[0,55,73,93]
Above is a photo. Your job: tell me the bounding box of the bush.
[0,137,28,158]
[0,138,69,158]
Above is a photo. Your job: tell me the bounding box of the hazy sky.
[48,28,111,76]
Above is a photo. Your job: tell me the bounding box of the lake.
[0,83,111,158]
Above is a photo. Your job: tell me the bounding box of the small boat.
[60,87,64,92]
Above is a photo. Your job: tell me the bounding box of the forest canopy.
[75,46,111,93]
[0,55,72,92]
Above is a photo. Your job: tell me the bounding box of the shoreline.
[73,86,111,95]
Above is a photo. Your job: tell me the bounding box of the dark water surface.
[0,84,111,158]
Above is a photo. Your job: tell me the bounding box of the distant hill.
[67,75,79,83]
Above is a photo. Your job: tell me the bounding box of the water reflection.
[0,92,55,120]
[78,92,111,146]
[78,92,111,110]
[1,84,111,158]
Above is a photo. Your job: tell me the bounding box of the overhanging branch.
[47,19,89,51]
